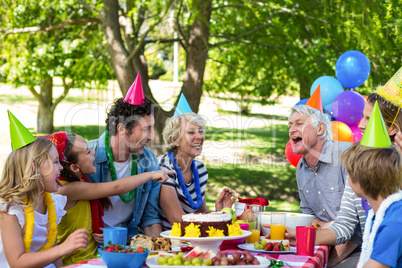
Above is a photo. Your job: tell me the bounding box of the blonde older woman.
[158,112,236,230]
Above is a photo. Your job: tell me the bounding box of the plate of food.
[131,234,177,252]
[146,249,271,268]
[161,230,251,253]
[238,240,296,254]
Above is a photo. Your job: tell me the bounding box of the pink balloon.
[349,124,362,142]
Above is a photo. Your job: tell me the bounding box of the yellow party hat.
[375,66,402,107]
[360,101,391,148]
[8,110,36,150]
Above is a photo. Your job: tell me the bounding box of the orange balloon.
[362,95,368,101]
[331,121,354,143]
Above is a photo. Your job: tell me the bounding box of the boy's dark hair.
[106,98,157,136]
[60,133,112,210]
[341,142,402,200]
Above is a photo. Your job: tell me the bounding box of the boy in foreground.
[340,101,402,268]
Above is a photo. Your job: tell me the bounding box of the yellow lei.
[23,192,57,253]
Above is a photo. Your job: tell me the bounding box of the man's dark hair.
[106,98,158,136]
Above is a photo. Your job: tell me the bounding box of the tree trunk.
[181,0,212,113]
[153,0,212,154]
[37,75,54,133]
[102,0,136,96]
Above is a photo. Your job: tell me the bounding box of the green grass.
[49,124,301,213]
[50,117,300,213]
[202,124,300,213]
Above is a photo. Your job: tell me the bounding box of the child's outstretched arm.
[57,170,175,209]
[1,213,88,268]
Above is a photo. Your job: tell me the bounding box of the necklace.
[357,190,402,268]
[168,151,203,210]
[23,192,57,253]
[105,130,137,202]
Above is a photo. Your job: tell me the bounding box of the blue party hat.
[174,93,193,116]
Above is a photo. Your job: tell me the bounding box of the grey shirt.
[296,140,351,222]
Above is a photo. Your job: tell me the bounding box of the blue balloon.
[310,76,344,108]
[335,50,370,89]
[323,103,335,121]
[296,98,308,106]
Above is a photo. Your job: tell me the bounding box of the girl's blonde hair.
[0,137,55,212]
[162,112,206,153]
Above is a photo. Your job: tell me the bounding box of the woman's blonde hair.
[162,112,206,153]
[0,137,55,212]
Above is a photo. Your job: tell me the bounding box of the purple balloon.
[332,90,365,126]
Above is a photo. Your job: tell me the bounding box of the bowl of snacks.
[286,213,314,230]
[99,244,150,268]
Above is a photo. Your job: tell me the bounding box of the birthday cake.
[180,212,232,237]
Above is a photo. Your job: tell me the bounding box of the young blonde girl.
[47,132,174,265]
[0,137,88,268]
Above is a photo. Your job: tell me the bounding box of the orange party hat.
[123,72,145,105]
[305,85,323,112]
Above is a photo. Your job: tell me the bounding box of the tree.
[206,0,402,102]
[0,0,113,133]
[2,0,401,144]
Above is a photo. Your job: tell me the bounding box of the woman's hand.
[263,224,297,246]
[92,227,104,244]
[215,188,237,211]
[150,170,176,183]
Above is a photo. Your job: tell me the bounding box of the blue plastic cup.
[103,227,128,246]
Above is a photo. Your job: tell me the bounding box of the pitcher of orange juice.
[270,212,286,240]
[245,211,261,244]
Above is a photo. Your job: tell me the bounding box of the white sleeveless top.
[0,194,67,268]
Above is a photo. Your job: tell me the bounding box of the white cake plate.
[160,230,251,253]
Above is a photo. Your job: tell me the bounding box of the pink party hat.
[123,72,145,105]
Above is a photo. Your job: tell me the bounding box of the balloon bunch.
[285,50,370,167]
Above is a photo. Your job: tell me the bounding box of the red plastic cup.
[296,226,316,256]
